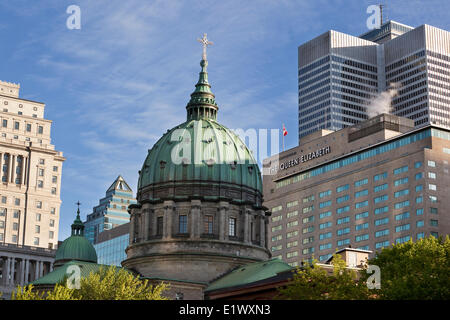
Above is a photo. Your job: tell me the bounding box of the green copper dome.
[54,207,98,267]
[137,54,262,200]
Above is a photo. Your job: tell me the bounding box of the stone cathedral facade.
[122,35,271,299]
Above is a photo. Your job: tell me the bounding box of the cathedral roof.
[205,258,292,292]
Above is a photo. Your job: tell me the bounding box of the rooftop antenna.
[379,4,385,25]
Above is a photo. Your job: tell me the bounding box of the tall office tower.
[298,31,378,141]
[0,80,65,249]
[84,175,137,244]
[298,20,450,142]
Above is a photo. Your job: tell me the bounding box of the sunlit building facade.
[263,114,450,266]
[0,80,65,249]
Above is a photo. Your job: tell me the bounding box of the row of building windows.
[392,88,428,105]
[299,65,330,84]
[332,64,377,80]
[331,55,377,73]
[387,66,426,87]
[299,92,330,111]
[298,71,330,91]
[299,99,330,119]
[300,85,330,104]
[299,114,331,132]
[272,231,441,257]
[332,92,367,106]
[299,79,329,97]
[385,50,426,72]
[331,78,376,94]
[298,56,330,76]
[332,71,377,87]
[386,58,426,79]
[1,119,44,134]
[396,102,428,117]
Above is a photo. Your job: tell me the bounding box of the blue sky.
[1,0,449,241]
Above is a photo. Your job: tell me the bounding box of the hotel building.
[263,114,450,266]
[0,80,65,249]
[298,20,450,141]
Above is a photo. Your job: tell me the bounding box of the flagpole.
[282,123,285,152]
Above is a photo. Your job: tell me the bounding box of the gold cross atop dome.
[197,33,213,60]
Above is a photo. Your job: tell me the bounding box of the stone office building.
[0,80,65,249]
[263,114,450,266]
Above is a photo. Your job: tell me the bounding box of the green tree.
[361,236,450,300]
[75,266,168,300]
[277,253,370,300]
[12,266,169,300]
[11,284,44,300]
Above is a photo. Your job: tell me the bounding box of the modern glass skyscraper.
[84,175,136,244]
[93,222,129,266]
[298,20,450,142]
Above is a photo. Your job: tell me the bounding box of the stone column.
[144,209,150,241]
[163,201,175,239]
[218,202,229,241]
[50,262,53,273]
[6,153,11,182]
[0,153,3,176]
[129,214,135,244]
[11,155,16,183]
[3,257,10,286]
[190,200,201,238]
[25,259,30,283]
[260,213,266,248]
[22,157,27,185]
[244,209,250,244]
[19,259,25,285]
[34,260,39,280]
[10,257,15,285]
[39,261,44,277]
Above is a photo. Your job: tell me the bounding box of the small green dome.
[137,57,262,198]
[55,236,98,265]
[54,207,98,267]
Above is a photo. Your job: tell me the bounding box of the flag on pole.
[282,124,288,136]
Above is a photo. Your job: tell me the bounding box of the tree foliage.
[277,253,371,300]
[360,236,450,300]
[12,266,169,300]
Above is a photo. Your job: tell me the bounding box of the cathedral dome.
[54,208,97,267]
[137,51,262,203]
[123,35,270,297]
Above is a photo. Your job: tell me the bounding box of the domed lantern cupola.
[186,33,219,121]
[54,202,98,268]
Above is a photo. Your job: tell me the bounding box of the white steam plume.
[367,82,401,118]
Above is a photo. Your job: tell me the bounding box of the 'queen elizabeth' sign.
[270,146,331,174]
